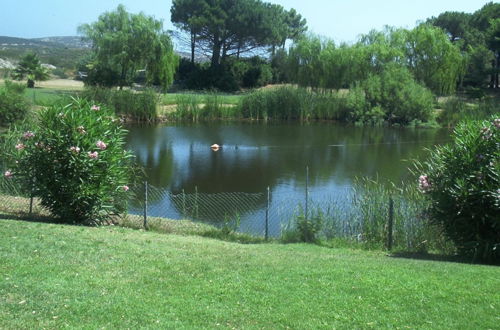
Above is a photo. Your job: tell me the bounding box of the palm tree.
[12,53,50,88]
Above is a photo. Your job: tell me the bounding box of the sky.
[0,0,494,44]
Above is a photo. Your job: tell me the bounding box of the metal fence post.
[182,189,186,216]
[195,186,199,219]
[143,181,148,230]
[305,166,309,221]
[387,197,394,251]
[265,186,270,241]
[28,178,34,217]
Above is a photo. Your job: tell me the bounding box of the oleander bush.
[415,115,500,260]
[3,98,135,225]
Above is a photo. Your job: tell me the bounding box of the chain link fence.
[0,171,434,250]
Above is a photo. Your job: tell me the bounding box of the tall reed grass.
[82,87,159,122]
[168,93,240,121]
[239,87,352,121]
[282,178,453,253]
[438,97,500,127]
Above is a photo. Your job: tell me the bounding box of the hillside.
[0,219,498,328]
[0,36,91,72]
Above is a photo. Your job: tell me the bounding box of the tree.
[171,0,307,67]
[79,5,178,90]
[427,11,472,44]
[404,25,466,95]
[12,53,50,88]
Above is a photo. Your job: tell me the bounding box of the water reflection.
[125,122,450,232]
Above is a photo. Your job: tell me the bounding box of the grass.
[0,219,499,328]
[23,88,79,106]
[162,92,242,106]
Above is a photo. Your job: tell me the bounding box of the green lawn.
[23,88,80,106]
[0,219,498,328]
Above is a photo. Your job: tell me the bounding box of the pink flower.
[4,170,13,178]
[15,143,25,150]
[91,105,100,111]
[122,185,129,192]
[96,140,107,150]
[69,146,81,153]
[419,175,431,192]
[77,126,86,134]
[23,131,35,139]
[88,151,99,159]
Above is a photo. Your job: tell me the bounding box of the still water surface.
[126,122,450,234]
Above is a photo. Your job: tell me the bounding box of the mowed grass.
[0,219,499,329]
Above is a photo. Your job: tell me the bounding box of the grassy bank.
[0,219,499,328]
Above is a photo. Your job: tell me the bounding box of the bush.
[4,98,135,225]
[281,210,324,244]
[0,82,29,126]
[415,116,500,261]
[362,65,435,125]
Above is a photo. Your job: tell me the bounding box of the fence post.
[28,178,34,217]
[195,186,199,219]
[182,189,186,216]
[387,197,394,251]
[305,166,309,221]
[265,186,270,241]
[143,181,148,230]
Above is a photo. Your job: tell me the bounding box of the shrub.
[4,98,134,225]
[362,65,435,125]
[282,210,324,244]
[0,82,29,126]
[415,115,500,261]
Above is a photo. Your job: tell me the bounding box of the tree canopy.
[171,0,306,67]
[12,52,50,88]
[428,2,500,88]
[287,25,465,95]
[78,5,178,90]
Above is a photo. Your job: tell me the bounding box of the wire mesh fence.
[0,170,435,250]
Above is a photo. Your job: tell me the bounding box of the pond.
[126,122,450,236]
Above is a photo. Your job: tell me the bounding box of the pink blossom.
[15,143,25,150]
[88,151,99,159]
[69,146,81,153]
[419,175,431,192]
[96,140,107,150]
[23,131,35,139]
[4,170,13,178]
[91,105,100,111]
[122,185,129,192]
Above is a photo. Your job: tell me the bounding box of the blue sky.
[0,0,493,43]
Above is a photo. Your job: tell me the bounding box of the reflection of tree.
[127,122,449,196]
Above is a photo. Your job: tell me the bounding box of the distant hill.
[0,36,91,73]
[0,36,90,49]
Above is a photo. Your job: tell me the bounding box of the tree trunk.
[211,37,222,68]
[27,79,35,88]
[191,31,196,64]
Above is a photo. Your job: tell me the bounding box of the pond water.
[125,122,450,235]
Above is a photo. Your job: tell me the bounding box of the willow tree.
[79,5,178,90]
[404,25,466,95]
